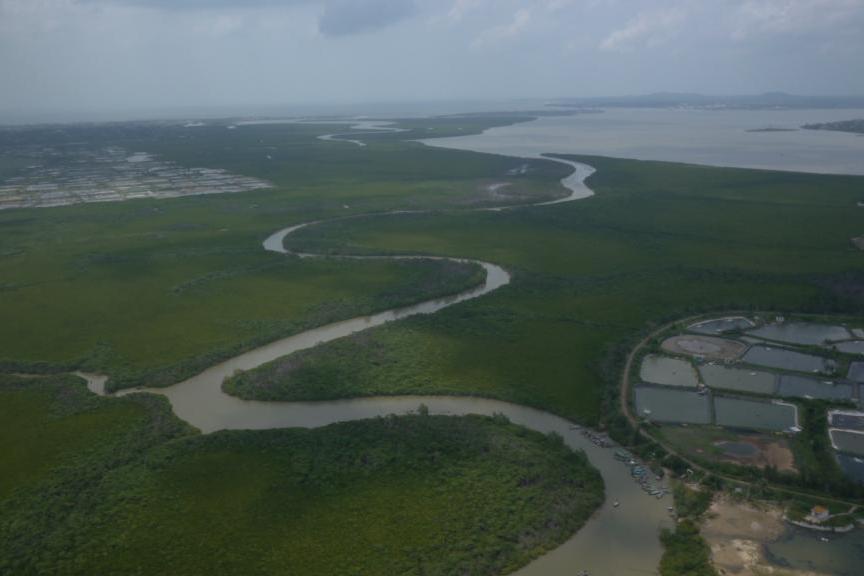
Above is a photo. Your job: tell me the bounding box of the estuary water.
[423,108,864,175]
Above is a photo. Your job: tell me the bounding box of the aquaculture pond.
[639,355,699,388]
[830,411,864,431]
[746,322,851,346]
[713,397,797,431]
[847,362,864,383]
[835,340,864,355]
[633,387,711,424]
[830,430,864,456]
[777,374,854,401]
[764,526,864,576]
[743,346,832,374]
[688,316,755,335]
[836,453,864,484]
[699,364,776,395]
[715,441,760,458]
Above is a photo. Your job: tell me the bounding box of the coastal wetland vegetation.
[0,374,601,576]
[4,113,864,575]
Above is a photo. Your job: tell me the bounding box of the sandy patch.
[662,335,747,360]
[713,436,796,473]
[702,497,827,576]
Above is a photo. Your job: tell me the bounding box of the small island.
[746,127,799,133]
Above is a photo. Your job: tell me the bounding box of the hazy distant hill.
[551,92,864,110]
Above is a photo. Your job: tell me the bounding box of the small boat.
[613,500,620,508]
[820,537,830,543]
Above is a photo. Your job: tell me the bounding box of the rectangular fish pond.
[830,410,864,431]
[714,397,798,432]
[830,429,864,457]
[777,374,854,401]
[699,364,776,395]
[746,322,851,346]
[743,346,834,374]
[639,355,699,388]
[834,340,864,355]
[836,453,864,484]
[634,386,711,424]
[847,362,864,383]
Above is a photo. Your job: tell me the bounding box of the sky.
[1,0,863,120]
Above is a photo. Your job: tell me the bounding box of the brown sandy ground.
[712,436,797,473]
[662,335,747,360]
[701,496,828,576]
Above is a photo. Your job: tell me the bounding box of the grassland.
[226,155,864,423]
[0,119,568,389]
[0,375,602,576]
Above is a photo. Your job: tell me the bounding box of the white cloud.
[600,6,686,52]
[446,0,484,23]
[471,8,531,49]
[731,0,864,38]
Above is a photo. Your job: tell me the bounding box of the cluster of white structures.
[0,146,271,210]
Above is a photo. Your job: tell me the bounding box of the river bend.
[79,126,669,576]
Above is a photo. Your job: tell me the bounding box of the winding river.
[80,123,671,576]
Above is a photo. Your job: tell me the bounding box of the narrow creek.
[79,126,671,575]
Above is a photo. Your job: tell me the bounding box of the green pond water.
[713,397,797,431]
[639,355,699,388]
[699,364,776,395]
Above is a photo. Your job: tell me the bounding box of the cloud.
[471,8,531,49]
[79,0,419,36]
[446,0,484,23]
[318,0,418,36]
[600,6,686,52]
[731,0,864,39]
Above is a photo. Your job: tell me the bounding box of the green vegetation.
[227,155,864,424]
[659,484,717,576]
[0,374,194,570]
[673,483,714,519]
[659,521,718,576]
[0,119,568,389]
[0,375,603,576]
[791,401,853,493]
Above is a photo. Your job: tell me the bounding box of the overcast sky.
[2,0,863,119]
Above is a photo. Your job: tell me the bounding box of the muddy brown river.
[79,130,671,575]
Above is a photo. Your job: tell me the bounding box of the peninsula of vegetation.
[803,119,864,135]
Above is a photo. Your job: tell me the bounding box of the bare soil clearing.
[662,334,747,360]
